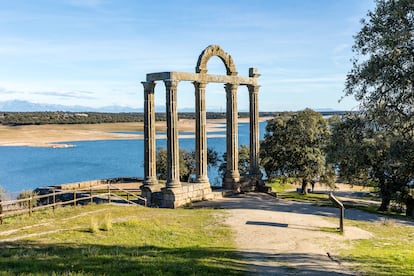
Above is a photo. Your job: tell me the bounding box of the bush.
[17,190,38,208]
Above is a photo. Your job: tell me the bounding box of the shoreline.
[0,117,272,148]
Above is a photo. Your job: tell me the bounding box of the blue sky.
[0,0,375,111]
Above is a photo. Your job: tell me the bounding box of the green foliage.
[17,190,38,208]
[327,113,414,211]
[218,144,251,177]
[260,109,330,193]
[156,147,221,182]
[345,0,414,135]
[0,111,274,126]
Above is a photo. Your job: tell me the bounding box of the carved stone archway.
[141,45,262,208]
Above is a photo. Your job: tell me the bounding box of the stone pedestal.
[140,184,164,207]
[160,182,213,208]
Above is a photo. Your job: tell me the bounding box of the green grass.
[0,204,244,275]
[266,179,297,193]
[340,220,414,275]
[277,191,330,204]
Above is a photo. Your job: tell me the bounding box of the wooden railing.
[0,184,146,224]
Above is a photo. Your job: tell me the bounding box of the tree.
[218,144,251,177]
[260,109,330,194]
[327,113,414,211]
[156,147,220,182]
[345,0,414,135]
[343,0,414,213]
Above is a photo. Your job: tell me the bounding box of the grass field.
[341,220,414,275]
[2,192,414,275]
[0,204,244,275]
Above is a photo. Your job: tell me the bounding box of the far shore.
[0,117,272,148]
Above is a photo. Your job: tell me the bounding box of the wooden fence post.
[29,197,32,217]
[108,184,111,203]
[53,190,56,213]
[90,184,93,204]
[74,191,77,207]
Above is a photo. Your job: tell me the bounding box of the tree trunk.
[301,179,308,195]
[406,196,414,218]
[378,176,391,212]
[378,196,391,212]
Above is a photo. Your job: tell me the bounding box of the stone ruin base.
[141,182,214,208]
[230,175,271,194]
[141,176,271,208]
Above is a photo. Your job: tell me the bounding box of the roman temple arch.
[141,45,263,208]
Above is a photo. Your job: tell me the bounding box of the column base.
[195,176,209,184]
[166,180,182,189]
[223,170,240,190]
[142,177,160,188]
[140,183,164,207]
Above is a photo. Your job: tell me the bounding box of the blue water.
[0,121,268,192]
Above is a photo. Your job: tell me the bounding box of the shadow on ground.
[0,241,354,276]
[195,192,414,226]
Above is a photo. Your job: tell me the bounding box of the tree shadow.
[0,240,356,275]
[194,192,414,225]
[0,241,245,275]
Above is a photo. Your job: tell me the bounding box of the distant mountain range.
[0,100,236,113]
[0,100,346,113]
[0,100,143,113]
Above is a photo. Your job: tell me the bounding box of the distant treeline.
[0,111,348,126]
[0,111,278,126]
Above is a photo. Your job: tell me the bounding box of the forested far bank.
[0,111,348,126]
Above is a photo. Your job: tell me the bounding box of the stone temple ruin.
[141,45,266,208]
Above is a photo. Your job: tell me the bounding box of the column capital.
[193,81,207,89]
[164,79,179,89]
[225,83,238,92]
[142,81,156,91]
[247,84,261,94]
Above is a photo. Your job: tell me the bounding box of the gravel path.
[194,192,382,275]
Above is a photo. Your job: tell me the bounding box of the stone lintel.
[146,71,257,86]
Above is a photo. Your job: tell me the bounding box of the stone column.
[142,81,158,187]
[223,83,240,188]
[164,79,181,188]
[248,84,260,177]
[194,81,209,183]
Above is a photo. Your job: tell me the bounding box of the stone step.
[212,189,234,199]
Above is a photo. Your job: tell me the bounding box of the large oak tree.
[260,109,330,194]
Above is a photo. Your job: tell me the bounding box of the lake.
[0,121,268,193]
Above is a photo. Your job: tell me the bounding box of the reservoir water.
[0,121,268,193]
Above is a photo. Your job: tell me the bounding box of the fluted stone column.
[142,81,158,186]
[194,81,209,183]
[248,84,260,177]
[164,79,181,188]
[223,83,240,188]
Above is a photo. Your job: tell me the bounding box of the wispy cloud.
[33,90,96,100]
[0,87,22,95]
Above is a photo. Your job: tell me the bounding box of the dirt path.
[194,192,381,275]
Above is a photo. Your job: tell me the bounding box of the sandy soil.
[192,189,404,276]
[0,117,271,148]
